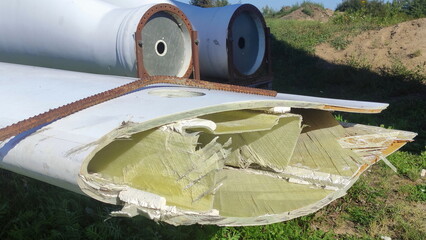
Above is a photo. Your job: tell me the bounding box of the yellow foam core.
[87,110,357,217]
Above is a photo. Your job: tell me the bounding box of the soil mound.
[316,18,426,75]
[282,6,334,22]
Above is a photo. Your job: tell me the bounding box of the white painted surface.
[0,62,388,195]
[103,0,266,78]
[0,0,192,77]
[275,93,389,111]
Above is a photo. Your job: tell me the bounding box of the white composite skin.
[0,62,389,192]
[0,63,391,225]
[0,0,192,77]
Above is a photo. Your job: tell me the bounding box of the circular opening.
[238,37,246,49]
[155,40,167,56]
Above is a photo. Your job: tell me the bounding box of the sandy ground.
[281,6,334,22]
[316,18,426,75]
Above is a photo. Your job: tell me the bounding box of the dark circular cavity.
[155,40,167,56]
[238,37,246,49]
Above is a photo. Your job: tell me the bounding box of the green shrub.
[214,0,229,7]
[379,60,426,83]
[302,7,314,16]
[336,0,364,12]
[273,5,301,18]
[300,1,325,10]
[301,1,325,16]
[336,0,394,16]
[336,0,425,19]
[189,0,213,8]
[330,36,351,50]
[189,0,229,8]
[262,5,276,17]
[268,1,325,18]
[402,0,426,17]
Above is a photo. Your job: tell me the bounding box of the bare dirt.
[316,18,426,75]
[281,6,334,22]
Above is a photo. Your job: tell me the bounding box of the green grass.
[388,151,426,181]
[399,183,426,202]
[210,217,337,240]
[1,5,426,240]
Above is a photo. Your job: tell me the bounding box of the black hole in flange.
[238,37,245,49]
[156,42,166,55]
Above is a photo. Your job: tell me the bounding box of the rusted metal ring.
[0,76,277,142]
[135,4,194,79]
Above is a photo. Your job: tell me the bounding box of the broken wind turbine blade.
[103,0,269,81]
[0,0,195,78]
[0,63,416,226]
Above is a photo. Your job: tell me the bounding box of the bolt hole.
[238,37,245,49]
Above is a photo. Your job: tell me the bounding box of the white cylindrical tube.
[103,0,268,79]
[0,0,194,78]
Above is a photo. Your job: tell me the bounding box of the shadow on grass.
[0,170,219,240]
[0,37,424,240]
[270,35,426,153]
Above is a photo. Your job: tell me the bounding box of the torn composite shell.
[0,64,416,226]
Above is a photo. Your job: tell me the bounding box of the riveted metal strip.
[0,77,277,142]
[135,4,195,79]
